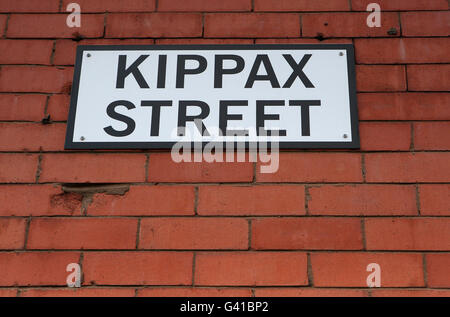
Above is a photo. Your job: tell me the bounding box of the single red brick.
[47,95,70,121]
[419,185,450,216]
[204,13,300,38]
[308,185,417,216]
[355,38,450,64]
[0,252,80,286]
[255,38,352,44]
[0,40,53,64]
[0,123,66,151]
[312,252,424,287]
[138,287,252,297]
[0,14,5,31]
[357,65,406,92]
[302,12,399,37]
[254,288,367,297]
[197,185,305,216]
[62,0,155,12]
[155,38,254,44]
[0,0,60,12]
[255,0,349,11]
[0,289,17,297]
[7,14,104,38]
[53,39,154,65]
[0,94,46,121]
[195,252,308,286]
[365,153,450,183]
[372,289,450,297]
[256,153,362,183]
[366,218,450,251]
[414,122,450,150]
[426,254,450,288]
[27,218,138,250]
[251,218,363,250]
[87,185,195,216]
[352,0,449,11]
[39,154,146,183]
[0,185,82,216]
[0,66,73,93]
[148,153,253,183]
[408,65,450,91]
[358,93,450,121]
[0,154,38,183]
[83,252,193,285]
[0,218,26,249]
[139,218,248,250]
[106,13,202,38]
[158,0,251,11]
[401,11,450,37]
[359,122,411,151]
[20,288,136,297]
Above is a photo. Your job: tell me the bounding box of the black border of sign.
[64,44,360,150]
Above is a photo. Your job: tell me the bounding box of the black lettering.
[289,100,321,136]
[245,55,280,88]
[282,54,314,88]
[214,55,245,88]
[177,100,210,136]
[157,55,167,89]
[116,55,149,89]
[256,100,287,136]
[219,100,248,136]
[104,100,136,137]
[176,55,207,88]
[141,100,172,136]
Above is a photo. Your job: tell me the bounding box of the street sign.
[65,44,359,149]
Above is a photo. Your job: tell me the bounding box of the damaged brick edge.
[51,184,130,214]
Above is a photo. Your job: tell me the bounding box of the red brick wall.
[0,0,449,297]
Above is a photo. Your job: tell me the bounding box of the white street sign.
[65,45,359,149]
